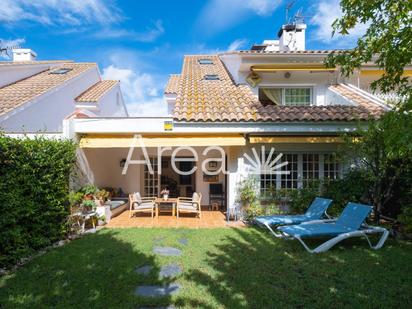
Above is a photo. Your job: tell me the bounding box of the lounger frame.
[280,222,389,253]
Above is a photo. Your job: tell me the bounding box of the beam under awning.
[251,64,336,72]
[249,136,344,144]
[79,134,246,148]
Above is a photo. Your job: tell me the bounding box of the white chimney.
[12,48,37,61]
[278,23,306,51]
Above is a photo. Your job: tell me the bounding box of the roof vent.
[198,59,214,65]
[50,68,72,75]
[204,74,219,80]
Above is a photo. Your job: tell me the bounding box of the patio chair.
[177,192,202,218]
[278,202,389,253]
[129,192,156,218]
[255,197,333,237]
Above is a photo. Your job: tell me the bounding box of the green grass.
[0,227,411,308]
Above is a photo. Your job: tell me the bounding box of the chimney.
[278,23,306,51]
[12,48,37,61]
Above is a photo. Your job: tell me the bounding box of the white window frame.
[259,151,342,193]
[258,84,315,106]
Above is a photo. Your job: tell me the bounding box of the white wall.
[94,84,128,117]
[0,67,100,132]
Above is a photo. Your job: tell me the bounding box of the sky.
[0,0,365,116]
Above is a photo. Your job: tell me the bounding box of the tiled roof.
[170,55,385,122]
[0,63,96,117]
[75,80,118,103]
[165,74,181,94]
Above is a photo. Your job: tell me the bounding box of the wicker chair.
[129,192,156,218]
[177,192,202,218]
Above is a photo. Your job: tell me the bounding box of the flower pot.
[163,194,169,201]
[84,194,93,200]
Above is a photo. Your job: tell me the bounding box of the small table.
[154,198,178,217]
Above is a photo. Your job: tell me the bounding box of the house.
[0,48,128,135]
[64,22,392,209]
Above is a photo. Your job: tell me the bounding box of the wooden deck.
[106,210,245,229]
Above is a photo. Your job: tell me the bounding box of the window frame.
[258,85,314,106]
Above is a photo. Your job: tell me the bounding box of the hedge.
[0,134,77,267]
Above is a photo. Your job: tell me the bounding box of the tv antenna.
[285,1,296,23]
[293,8,305,24]
[0,40,20,59]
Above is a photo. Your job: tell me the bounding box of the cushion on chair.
[133,192,143,204]
[135,203,154,210]
[178,205,197,211]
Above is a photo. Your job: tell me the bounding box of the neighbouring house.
[0,48,128,134]
[2,22,409,211]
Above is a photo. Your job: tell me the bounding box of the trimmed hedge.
[0,134,76,267]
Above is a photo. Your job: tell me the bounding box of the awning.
[251,64,336,72]
[79,134,246,148]
[360,69,412,77]
[249,136,344,144]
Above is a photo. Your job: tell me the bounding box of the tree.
[342,111,412,221]
[326,0,412,107]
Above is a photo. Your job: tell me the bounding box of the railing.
[360,87,403,103]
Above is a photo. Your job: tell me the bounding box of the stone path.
[135,239,186,307]
[153,246,182,257]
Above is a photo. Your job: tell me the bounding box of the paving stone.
[135,283,180,297]
[138,306,175,309]
[135,265,153,275]
[159,264,182,279]
[153,246,182,256]
[178,238,188,245]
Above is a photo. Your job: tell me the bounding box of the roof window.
[198,59,214,65]
[50,68,72,74]
[204,74,219,80]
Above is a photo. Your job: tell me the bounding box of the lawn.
[0,227,411,308]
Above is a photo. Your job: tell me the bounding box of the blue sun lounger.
[278,202,389,253]
[255,197,333,237]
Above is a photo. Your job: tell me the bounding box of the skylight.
[50,68,72,74]
[204,74,219,80]
[198,59,214,65]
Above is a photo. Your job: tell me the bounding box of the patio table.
[154,198,178,217]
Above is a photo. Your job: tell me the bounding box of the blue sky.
[0,0,364,116]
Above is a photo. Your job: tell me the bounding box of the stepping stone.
[136,265,152,275]
[139,306,175,309]
[178,238,188,245]
[135,283,180,297]
[153,246,181,257]
[159,264,182,279]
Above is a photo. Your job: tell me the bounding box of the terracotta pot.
[84,194,93,200]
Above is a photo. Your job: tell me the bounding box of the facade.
[1,25,398,210]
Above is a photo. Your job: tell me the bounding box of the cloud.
[310,0,368,46]
[228,39,248,51]
[0,0,122,26]
[102,65,168,117]
[197,0,281,34]
[0,38,25,59]
[95,20,165,42]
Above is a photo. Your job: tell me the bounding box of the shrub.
[0,134,76,267]
[288,180,322,215]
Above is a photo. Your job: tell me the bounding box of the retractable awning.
[360,69,412,77]
[251,64,336,72]
[79,134,246,148]
[249,136,344,144]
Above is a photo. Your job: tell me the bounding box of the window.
[204,74,219,80]
[324,154,341,180]
[50,68,72,74]
[281,154,298,189]
[198,59,214,65]
[284,88,311,106]
[259,152,341,194]
[144,158,159,197]
[259,87,312,106]
[302,154,319,187]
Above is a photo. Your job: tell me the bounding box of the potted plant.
[82,199,97,212]
[161,187,170,201]
[81,184,98,200]
[236,177,259,219]
[95,189,109,205]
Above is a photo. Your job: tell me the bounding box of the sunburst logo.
[243,146,290,175]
